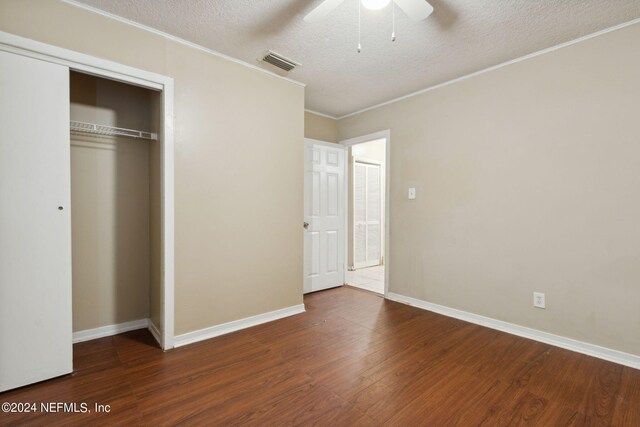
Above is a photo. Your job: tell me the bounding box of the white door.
[303,140,345,293]
[354,161,382,269]
[0,51,73,392]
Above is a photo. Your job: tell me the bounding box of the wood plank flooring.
[1,286,639,426]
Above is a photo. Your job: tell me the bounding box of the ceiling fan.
[304,0,434,23]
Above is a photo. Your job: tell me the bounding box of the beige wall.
[347,139,386,269]
[338,23,640,356]
[70,72,154,332]
[1,0,304,336]
[305,111,339,143]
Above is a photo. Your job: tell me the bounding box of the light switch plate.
[408,188,416,200]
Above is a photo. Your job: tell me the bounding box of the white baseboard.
[148,320,162,346]
[174,304,306,348]
[386,292,640,370]
[72,318,149,343]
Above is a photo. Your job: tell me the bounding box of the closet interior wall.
[69,71,161,335]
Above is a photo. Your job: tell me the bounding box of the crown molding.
[338,17,640,120]
[304,109,338,120]
[61,0,305,88]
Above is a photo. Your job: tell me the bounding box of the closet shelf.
[70,120,157,141]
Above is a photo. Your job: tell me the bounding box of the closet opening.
[69,71,163,348]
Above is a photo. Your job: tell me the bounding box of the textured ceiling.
[72,0,640,118]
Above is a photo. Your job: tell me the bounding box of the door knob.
[303,222,309,229]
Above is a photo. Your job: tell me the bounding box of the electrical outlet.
[533,292,545,309]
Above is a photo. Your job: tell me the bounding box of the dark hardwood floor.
[1,286,639,426]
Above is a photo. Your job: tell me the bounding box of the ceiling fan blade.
[393,0,434,21]
[303,0,346,23]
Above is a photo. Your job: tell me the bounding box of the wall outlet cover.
[533,292,545,309]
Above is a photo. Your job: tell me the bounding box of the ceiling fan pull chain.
[392,1,396,41]
[357,0,362,53]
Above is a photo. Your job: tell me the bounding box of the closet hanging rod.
[70,120,157,141]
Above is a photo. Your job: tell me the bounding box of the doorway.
[69,71,162,347]
[341,132,390,295]
[0,32,175,393]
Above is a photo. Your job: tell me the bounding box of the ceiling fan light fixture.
[361,0,391,11]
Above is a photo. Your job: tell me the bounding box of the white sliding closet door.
[354,161,382,269]
[0,51,72,392]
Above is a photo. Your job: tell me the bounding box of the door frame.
[340,130,390,296]
[352,157,384,270]
[0,31,175,350]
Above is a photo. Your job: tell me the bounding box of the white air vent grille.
[262,51,300,72]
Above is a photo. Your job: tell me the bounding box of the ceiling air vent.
[262,50,300,72]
